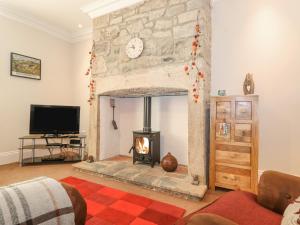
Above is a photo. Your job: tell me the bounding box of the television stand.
[42,134,65,138]
[18,134,86,166]
[46,143,63,147]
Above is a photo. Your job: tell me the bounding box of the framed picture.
[10,53,41,80]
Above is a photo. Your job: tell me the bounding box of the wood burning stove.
[132,131,160,167]
[129,97,160,167]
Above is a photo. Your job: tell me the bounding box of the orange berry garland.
[184,11,205,103]
[85,41,97,105]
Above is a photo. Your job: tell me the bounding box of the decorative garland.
[85,41,97,105]
[184,11,205,103]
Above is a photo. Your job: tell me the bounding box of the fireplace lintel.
[99,87,188,98]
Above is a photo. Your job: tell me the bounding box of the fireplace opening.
[129,97,160,167]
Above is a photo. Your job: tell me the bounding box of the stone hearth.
[74,160,207,199]
[87,0,211,188]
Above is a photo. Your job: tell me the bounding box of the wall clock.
[126,38,144,59]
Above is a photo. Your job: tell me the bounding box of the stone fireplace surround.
[87,0,211,186]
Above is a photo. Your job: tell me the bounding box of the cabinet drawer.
[235,123,252,143]
[216,150,250,166]
[236,101,252,120]
[216,101,231,120]
[216,144,251,153]
[216,172,251,189]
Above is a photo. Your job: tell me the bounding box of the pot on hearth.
[161,152,178,172]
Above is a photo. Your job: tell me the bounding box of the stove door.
[135,137,150,154]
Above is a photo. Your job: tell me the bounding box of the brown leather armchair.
[181,171,300,225]
[61,183,87,225]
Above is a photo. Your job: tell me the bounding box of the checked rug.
[61,177,186,225]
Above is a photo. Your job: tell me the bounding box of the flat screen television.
[30,105,80,135]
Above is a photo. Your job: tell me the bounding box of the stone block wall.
[89,0,211,185]
[93,0,211,86]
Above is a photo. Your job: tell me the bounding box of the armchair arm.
[186,213,238,225]
[61,183,87,225]
[257,170,300,214]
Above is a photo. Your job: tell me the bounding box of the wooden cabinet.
[209,95,258,193]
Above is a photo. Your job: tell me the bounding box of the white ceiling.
[0,0,96,42]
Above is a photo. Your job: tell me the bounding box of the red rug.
[61,177,186,225]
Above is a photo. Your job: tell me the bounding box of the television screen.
[30,105,80,134]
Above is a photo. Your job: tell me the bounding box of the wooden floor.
[0,163,224,215]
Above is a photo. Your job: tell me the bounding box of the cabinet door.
[215,122,231,141]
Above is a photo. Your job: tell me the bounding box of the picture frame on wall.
[10,53,41,80]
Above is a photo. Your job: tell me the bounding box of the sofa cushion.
[188,213,238,225]
[199,191,282,225]
[176,191,283,225]
[281,196,300,225]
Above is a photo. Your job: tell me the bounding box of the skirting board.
[0,149,51,165]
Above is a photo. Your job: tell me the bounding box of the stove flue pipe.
[143,97,152,133]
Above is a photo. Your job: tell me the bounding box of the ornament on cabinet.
[243,73,255,95]
[218,90,226,96]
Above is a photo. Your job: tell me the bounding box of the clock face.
[126,38,144,59]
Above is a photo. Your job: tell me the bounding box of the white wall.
[99,97,120,160]
[4,0,299,175]
[0,16,76,164]
[0,8,189,167]
[100,96,189,165]
[119,98,144,157]
[159,97,188,165]
[212,0,300,175]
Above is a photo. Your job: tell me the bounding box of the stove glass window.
[135,137,150,154]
